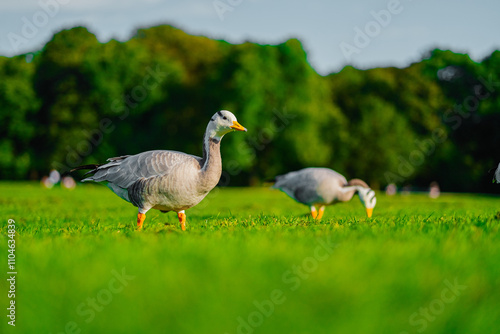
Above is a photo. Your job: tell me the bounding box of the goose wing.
[82,150,200,189]
[273,168,321,204]
[274,168,348,205]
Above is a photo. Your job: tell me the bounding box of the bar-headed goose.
[72,110,247,230]
[273,167,376,219]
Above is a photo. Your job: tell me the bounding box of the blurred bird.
[272,167,376,219]
[493,162,500,184]
[71,110,246,230]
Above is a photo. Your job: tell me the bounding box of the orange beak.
[230,121,247,132]
[366,208,373,218]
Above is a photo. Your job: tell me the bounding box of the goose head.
[348,179,376,217]
[358,187,377,218]
[207,110,247,141]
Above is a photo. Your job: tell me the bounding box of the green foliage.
[0,25,499,192]
[1,184,500,333]
[326,65,450,188]
[0,55,39,178]
[417,49,500,191]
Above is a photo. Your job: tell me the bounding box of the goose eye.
[222,116,227,120]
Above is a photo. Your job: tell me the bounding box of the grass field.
[1,182,500,334]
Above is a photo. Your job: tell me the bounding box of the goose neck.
[339,185,358,202]
[199,133,222,192]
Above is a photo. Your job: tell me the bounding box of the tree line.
[0,25,499,192]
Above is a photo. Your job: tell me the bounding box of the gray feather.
[494,162,500,184]
[82,150,199,189]
[273,168,348,206]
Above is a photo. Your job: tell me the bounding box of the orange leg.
[310,206,318,219]
[316,206,325,220]
[137,213,146,229]
[177,210,186,231]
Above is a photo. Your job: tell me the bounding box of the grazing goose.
[273,167,376,219]
[71,110,247,230]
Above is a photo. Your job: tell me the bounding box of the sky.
[0,0,499,75]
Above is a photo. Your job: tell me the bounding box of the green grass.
[1,182,500,334]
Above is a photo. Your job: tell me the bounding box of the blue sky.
[0,0,498,74]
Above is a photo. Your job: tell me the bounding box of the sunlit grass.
[0,182,499,334]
